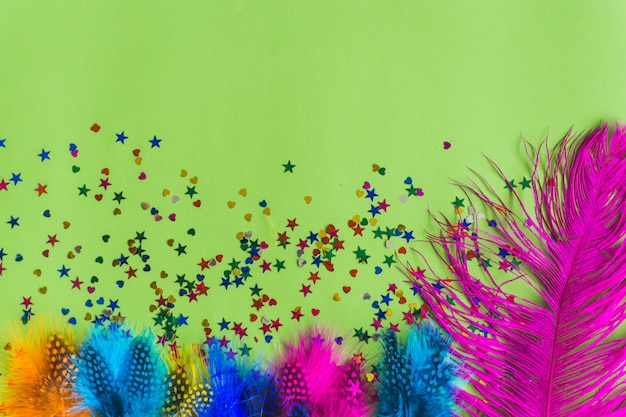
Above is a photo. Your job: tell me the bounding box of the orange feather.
[1,322,90,417]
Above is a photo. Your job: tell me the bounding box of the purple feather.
[402,124,626,416]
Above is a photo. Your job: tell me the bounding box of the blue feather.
[72,324,168,417]
[375,321,462,417]
[196,343,244,417]
[195,343,279,417]
[240,364,280,417]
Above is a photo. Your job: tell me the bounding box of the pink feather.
[402,124,626,416]
[272,327,374,417]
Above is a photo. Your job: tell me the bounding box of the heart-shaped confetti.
[311,308,320,316]
[304,196,312,204]
[38,286,46,294]
[443,141,451,149]
[138,172,147,180]
[342,286,351,293]
[90,123,100,132]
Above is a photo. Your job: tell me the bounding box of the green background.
[0,1,625,359]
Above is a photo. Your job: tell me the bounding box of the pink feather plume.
[272,327,374,417]
[402,124,626,416]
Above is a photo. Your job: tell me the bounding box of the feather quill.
[1,322,90,417]
[71,324,168,417]
[375,321,462,417]
[273,327,374,417]
[402,124,626,416]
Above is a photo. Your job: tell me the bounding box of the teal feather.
[375,321,462,417]
[72,325,168,417]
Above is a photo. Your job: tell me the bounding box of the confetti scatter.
[0,124,535,359]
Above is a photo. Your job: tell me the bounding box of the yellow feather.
[162,343,211,417]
